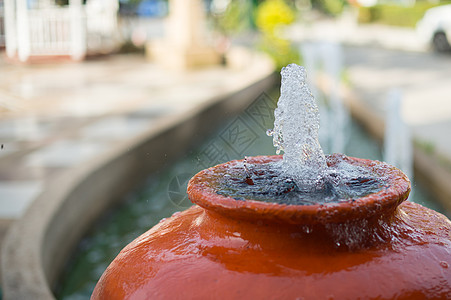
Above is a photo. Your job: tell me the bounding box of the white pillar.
[320,41,348,154]
[4,0,18,58]
[384,89,413,180]
[167,0,204,49]
[147,0,219,69]
[16,0,30,61]
[70,0,86,61]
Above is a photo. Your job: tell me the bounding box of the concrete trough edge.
[341,84,451,216]
[1,67,277,299]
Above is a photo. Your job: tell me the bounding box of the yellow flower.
[256,0,296,34]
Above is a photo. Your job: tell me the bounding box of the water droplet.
[266,129,273,137]
[439,261,449,268]
[303,226,312,234]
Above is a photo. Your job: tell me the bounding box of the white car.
[417,4,451,52]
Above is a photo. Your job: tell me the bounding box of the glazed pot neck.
[187,155,411,225]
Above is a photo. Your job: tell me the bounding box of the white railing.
[85,2,119,53]
[28,8,73,55]
[3,0,118,61]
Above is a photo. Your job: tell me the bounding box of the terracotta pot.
[92,155,451,299]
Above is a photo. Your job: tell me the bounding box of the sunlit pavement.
[343,46,451,159]
[0,53,272,230]
[287,10,426,53]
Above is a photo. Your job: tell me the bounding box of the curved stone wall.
[1,64,276,299]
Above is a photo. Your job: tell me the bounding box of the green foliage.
[414,139,436,155]
[255,0,300,70]
[358,2,451,28]
[357,5,373,23]
[213,0,253,35]
[319,0,345,16]
[309,0,346,17]
[258,35,302,70]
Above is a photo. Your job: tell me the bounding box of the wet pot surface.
[92,156,451,299]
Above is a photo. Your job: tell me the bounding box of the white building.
[2,0,119,62]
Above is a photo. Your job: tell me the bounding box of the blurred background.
[1,0,451,299]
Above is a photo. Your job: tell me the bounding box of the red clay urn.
[92,154,451,299]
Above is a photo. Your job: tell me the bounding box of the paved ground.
[343,46,451,161]
[288,11,426,53]
[0,52,273,240]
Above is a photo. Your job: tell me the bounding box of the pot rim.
[187,154,411,225]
